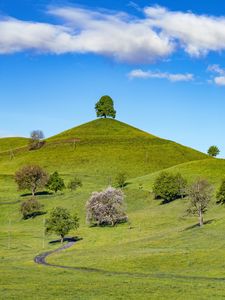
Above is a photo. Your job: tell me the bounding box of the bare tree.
[187,179,213,226]
[29,130,45,150]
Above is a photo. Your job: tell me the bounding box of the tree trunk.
[199,210,203,227]
[31,187,35,197]
[60,235,64,244]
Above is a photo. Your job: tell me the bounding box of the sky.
[0,0,225,157]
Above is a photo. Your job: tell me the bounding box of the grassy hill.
[0,119,207,178]
[1,118,225,299]
[0,137,28,153]
[130,158,225,191]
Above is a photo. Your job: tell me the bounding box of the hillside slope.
[0,119,207,178]
[0,137,28,153]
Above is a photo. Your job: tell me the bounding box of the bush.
[86,186,128,226]
[115,172,127,188]
[67,177,82,191]
[47,171,65,193]
[216,179,225,204]
[20,198,43,219]
[153,172,187,203]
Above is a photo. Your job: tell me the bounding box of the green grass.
[0,137,28,153]
[1,118,225,299]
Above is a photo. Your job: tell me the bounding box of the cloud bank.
[1,5,225,63]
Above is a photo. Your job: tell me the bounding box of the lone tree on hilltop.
[15,165,49,196]
[187,179,213,227]
[29,130,45,150]
[47,171,65,193]
[207,145,220,157]
[95,95,116,119]
[45,207,79,243]
[86,186,128,226]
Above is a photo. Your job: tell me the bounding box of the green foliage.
[115,172,127,188]
[15,165,49,196]
[67,177,82,191]
[45,207,79,243]
[207,145,220,157]
[153,172,187,202]
[187,178,213,226]
[95,95,116,119]
[216,179,225,204]
[47,171,65,193]
[86,186,128,226]
[20,197,43,219]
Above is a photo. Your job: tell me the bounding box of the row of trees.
[15,165,82,196]
[153,171,225,226]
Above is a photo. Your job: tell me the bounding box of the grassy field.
[1,119,225,299]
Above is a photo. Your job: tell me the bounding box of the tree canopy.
[45,207,79,243]
[47,171,65,193]
[207,145,220,157]
[15,165,48,196]
[95,95,116,119]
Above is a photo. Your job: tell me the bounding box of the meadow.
[1,119,225,299]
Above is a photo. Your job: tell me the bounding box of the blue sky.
[1,0,225,157]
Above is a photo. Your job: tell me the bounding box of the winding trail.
[34,239,225,282]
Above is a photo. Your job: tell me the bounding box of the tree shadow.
[20,191,53,197]
[23,211,47,220]
[159,196,186,205]
[184,219,215,231]
[49,236,83,244]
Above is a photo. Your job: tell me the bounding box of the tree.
[20,198,43,219]
[15,165,49,196]
[115,172,127,188]
[67,177,82,191]
[216,179,225,204]
[187,179,213,226]
[45,207,79,243]
[86,186,128,226]
[29,130,45,150]
[153,172,187,203]
[207,145,220,157]
[47,171,65,193]
[95,95,116,119]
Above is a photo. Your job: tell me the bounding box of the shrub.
[153,172,187,203]
[47,171,65,193]
[115,172,127,188]
[86,186,128,226]
[20,198,43,219]
[216,179,225,204]
[67,177,82,191]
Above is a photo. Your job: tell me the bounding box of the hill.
[0,137,28,153]
[130,158,225,191]
[0,119,207,178]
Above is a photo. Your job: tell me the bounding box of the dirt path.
[34,239,225,282]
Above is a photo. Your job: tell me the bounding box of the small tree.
[115,173,127,188]
[45,207,79,243]
[153,172,187,203]
[15,165,49,196]
[216,179,225,204]
[187,179,213,226]
[29,130,45,150]
[207,145,220,157]
[67,177,82,191]
[95,95,116,119]
[47,171,65,193]
[20,198,43,219]
[86,186,128,226]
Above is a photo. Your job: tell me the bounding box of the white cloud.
[128,69,194,82]
[146,6,225,57]
[207,64,225,86]
[1,6,225,62]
